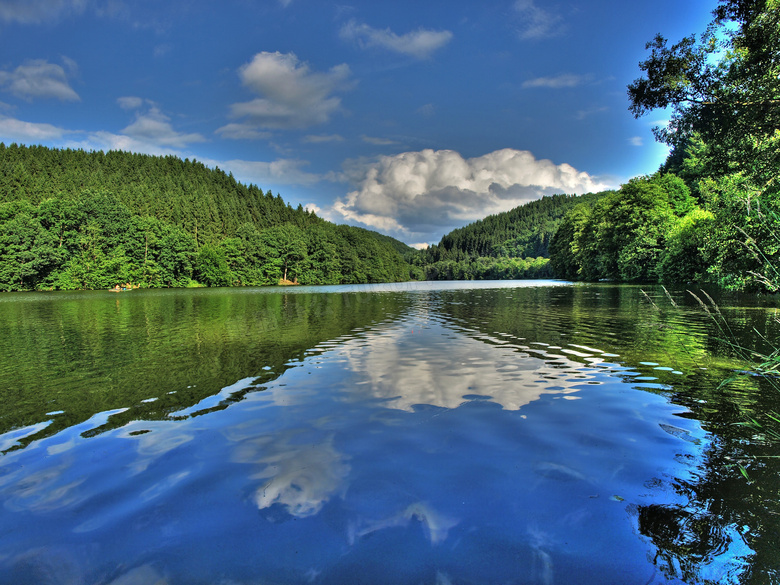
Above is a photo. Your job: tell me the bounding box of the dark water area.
[0,281,778,584]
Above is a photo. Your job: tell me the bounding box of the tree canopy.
[0,144,414,291]
[549,0,779,292]
[412,192,609,281]
[628,0,780,188]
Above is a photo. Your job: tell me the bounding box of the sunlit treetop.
[628,0,780,189]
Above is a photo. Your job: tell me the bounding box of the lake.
[0,280,778,585]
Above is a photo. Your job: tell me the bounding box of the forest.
[0,142,608,291]
[421,0,779,294]
[409,192,610,281]
[549,0,779,294]
[0,2,775,293]
[0,144,412,291]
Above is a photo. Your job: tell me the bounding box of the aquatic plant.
[651,286,780,482]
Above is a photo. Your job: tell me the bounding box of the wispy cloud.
[219,52,353,136]
[216,158,324,187]
[522,73,587,89]
[574,106,608,120]
[303,134,344,143]
[0,0,87,24]
[116,98,205,149]
[628,136,643,147]
[416,103,436,117]
[361,135,398,146]
[0,58,80,101]
[117,96,144,110]
[332,148,612,241]
[215,123,271,141]
[340,20,453,59]
[0,115,70,142]
[153,44,172,58]
[76,131,176,156]
[513,0,565,40]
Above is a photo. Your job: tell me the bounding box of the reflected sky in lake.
[0,282,773,584]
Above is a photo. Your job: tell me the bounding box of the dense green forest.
[549,0,779,293]
[415,0,779,295]
[0,143,412,291]
[411,192,610,280]
[0,142,612,291]
[1,2,774,293]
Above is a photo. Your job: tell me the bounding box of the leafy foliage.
[627,0,780,186]
[551,0,779,292]
[0,143,412,290]
[550,176,690,283]
[413,192,609,280]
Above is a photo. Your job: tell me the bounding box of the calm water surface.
[0,281,778,585]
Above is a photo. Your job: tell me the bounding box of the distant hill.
[363,227,417,256]
[0,142,322,243]
[0,143,412,291]
[425,192,608,261]
[414,191,611,280]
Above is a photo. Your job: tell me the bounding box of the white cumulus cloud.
[340,20,453,59]
[0,59,80,101]
[332,148,612,242]
[67,100,206,156]
[220,52,352,135]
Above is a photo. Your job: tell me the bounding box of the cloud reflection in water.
[337,315,591,411]
[220,309,610,556]
[233,431,350,518]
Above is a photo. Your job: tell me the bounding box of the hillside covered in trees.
[4,0,775,294]
[412,191,610,280]
[548,0,779,293]
[0,143,412,291]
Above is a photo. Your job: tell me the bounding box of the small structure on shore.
[109,282,139,292]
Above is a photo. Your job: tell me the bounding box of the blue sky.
[0,0,715,247]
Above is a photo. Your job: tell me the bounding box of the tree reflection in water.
[0,282,778,584]
[438,284,780,584]
[637,503,747,583]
